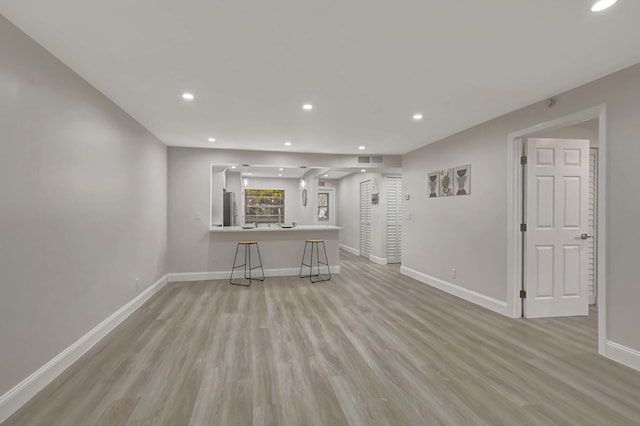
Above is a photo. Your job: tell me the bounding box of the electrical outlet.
[451,268,457,279]
[195,212,202,221]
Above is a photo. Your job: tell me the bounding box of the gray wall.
[402,63,640,351]
[0,17,167,396]
[532,119,599,147]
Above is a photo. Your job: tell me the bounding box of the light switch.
[195,212,202,221]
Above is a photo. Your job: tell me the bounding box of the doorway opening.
[316,187,335,226]
[507,105,607,354]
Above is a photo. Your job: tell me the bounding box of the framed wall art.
[440,168,454,197]
[454,164,471,195]
[428,172,439,198]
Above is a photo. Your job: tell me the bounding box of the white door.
[386,177,402,264]
[359,180,372,258]
[524,138,590,318]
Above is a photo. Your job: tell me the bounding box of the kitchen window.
[244,189,285,224]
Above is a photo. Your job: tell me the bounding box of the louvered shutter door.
[360,181,371,257]
[588,148,598,305]
[386,177,402,263]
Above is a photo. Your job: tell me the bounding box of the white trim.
[506,105,608,354]
[338,244,360,256]
[210,163,214,227]
[604,341,640,372]
[401,266,510,317]
[369,254,387,265]
[0,275,169,424]
[168,266,341,283]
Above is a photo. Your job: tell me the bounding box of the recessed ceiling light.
[284,141,292,146]
[591,0,617,11]
[413,113,423,121]
[302,104,313,111]
[358,146,366,150]
[279,168,284,171]
[182,92,195,101]
[247,172,253,176]
[324,174,329,177]
[361,169,366,173]
[231,166,236,169]
[208,137,215,142]
[278,174,283,177]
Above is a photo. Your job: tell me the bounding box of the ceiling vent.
[357,155,384,164]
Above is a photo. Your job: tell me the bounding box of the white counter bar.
[210,224,343,232]
[207,225,342,278]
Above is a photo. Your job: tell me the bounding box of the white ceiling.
[2,0,639,155]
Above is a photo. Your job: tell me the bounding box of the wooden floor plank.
[4,250,640,425]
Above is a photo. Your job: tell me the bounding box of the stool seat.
[230,240,265,286]
[299,240,331,283]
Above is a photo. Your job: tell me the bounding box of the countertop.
[210,225,343,233]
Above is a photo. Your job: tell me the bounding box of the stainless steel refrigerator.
[223,191,236,226]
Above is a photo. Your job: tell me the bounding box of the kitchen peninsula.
[209,225,342,277]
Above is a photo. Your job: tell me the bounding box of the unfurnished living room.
[1,1,640,425]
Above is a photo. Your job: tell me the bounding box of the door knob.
[581,233,593,240]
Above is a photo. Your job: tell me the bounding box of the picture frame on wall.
[454,164,471,195]
[428,172,439,198]
[440,168,454,196]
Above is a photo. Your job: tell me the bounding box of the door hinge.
[520,155,527,165]
[520,223,527,232]
[520,290,527,299]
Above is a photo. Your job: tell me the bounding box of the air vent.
[318,181,326,187]
[357,156,384,165]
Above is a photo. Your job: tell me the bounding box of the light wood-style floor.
[5,250,640,425]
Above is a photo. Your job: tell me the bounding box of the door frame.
[506,104,607,353]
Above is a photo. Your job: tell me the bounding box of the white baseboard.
[400,266,509,316]
[0,274,169,424]
[168,271,240,282]
[168,266,341,283]
[604,341,640,372]
[369,255,387,265]
[339,244,360,256]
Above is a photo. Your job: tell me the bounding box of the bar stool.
[230,240,265,286]
[299,239,331,283]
